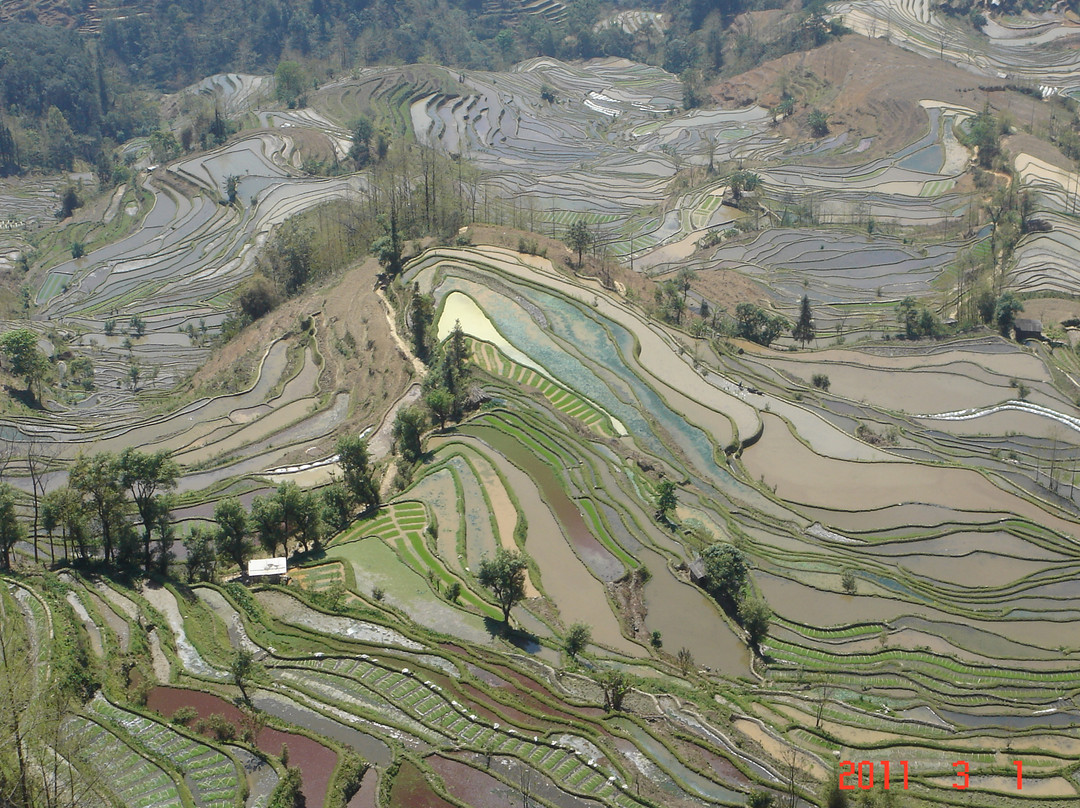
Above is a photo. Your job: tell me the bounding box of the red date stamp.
[839,760,1024,790]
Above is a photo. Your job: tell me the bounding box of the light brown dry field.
[287,128,339,166]
[676,265,774,311]
[710,35,1053,164]
[1018,296,1080,328]
[467,224,656,302]
[183,254,414,461]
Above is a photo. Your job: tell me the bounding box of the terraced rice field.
[8,24,1080,808]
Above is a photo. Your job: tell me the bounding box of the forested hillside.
[0,0,797,174]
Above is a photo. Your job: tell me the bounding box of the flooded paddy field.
[10,27,1080,808]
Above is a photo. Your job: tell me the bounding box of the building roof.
[1014,318,1042,334]
[248,557,287,577]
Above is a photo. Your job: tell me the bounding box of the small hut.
[1014,318,1043,342]
[247,557,287,583]
[688,557,707,586]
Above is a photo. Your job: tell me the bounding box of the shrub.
[841,568,857,594]
[195,713,236,741]
[326,750,368,808]
[564,622,591,657]
[811,373,830,391]
[676,647,694,675]
[170,706,198,725]
[268,767,304,808]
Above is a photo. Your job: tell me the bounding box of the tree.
[25,439,57,564]
[425,388,454,430]
[409,283,435,362]
[274,61,307,104]
[214,497,251,571]
[59,186,82,219]
[0,118,18,176]
[320,482,353,533]
[596,668,631,711]
[0,483,23,570]
[42,486,86,562]
[335,434,379,513]
[821,776,849,808]
[184,526,217,583]
[841,568,857,594]
[675,266,697,307]
[896,297,940,339]
[250,494,286,557]
[728,170,761,203]
[0,329,48,402]
[564,623,591,657]
[119,448,179,573]
[735,303,788,347]
[236,273,282,320]
[655,480,677,522]
[738,596,772,651]
[747,790,774,808]
[792,295,815,346]
[226,175,240,205]
[428,321,472,419]
[967,106,1002,168]
[676,647,695,675]
[43,106,75,170]
[391,406,427,463]
[269,767,304,808]
[701,542,748,604]
[566,219,592,267]
[230,648,258,704]
[371,211,402,277]
[655,280,686,325]
[349,116,375,166]
[293,490,323,553]
[995,292,1024,337]
[275,481,304,548]
[477,547,529,625]
[69,452,124,563]
[808,108,831,138]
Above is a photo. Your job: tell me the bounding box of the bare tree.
[518,765,532,808]
[784,746,799,808]
[26,439,59,564]
[815,677,833,729]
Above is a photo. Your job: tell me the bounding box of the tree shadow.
[290,546,327,566]
[483,617,541,654]
[4,384,40,410]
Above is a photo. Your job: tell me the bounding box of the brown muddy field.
[147,686,337,808]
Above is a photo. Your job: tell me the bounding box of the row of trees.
[655,480,772,652]
[391,320,473,464]
[0,431,379,577]
[185,434,379,582]
[700,542,772,651]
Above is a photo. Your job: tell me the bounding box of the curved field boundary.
[470,337,618,436]
[65,714,186,808]
[89,694,243,808]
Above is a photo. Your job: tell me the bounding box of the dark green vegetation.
[0,0,849,175]
[7,1,1080,806]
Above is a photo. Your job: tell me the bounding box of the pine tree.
[0,119,18,176]
[792,295,815,347]
[409,283,434,362]
[566,219,591,267]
